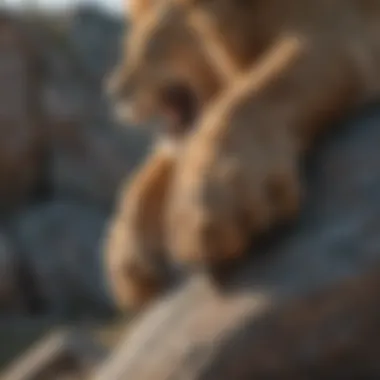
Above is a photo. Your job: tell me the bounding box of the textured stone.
[50,124,146,209]
[2,328,108,380]
[0,14,46,212]
[10,201,113,318]
[0,232,22,311]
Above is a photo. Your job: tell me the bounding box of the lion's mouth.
[111,82,199,136]
[159,83,198,136]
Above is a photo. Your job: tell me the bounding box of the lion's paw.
[166,114,301,266]
[104,216,167,311]
[104,149,175,311]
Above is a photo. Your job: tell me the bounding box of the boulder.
[9,201,113,318]
[36,7,150,209]
[2,328,108,380]
[50,122,148,209]
[0,13,46,212]
[0,232,23,312]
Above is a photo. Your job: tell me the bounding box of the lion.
[105,0,380,311]
[104,0,233,310]
[104,141,176,310]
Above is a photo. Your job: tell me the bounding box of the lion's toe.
[166,168,250,266]
[104,218,166,312]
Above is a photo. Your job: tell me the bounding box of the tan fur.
[127,0,156,23]
[104,141,175,310]
[104,0,228,309]
[106,0,380,310]
[106,0,226,130]
[167,37,304,262]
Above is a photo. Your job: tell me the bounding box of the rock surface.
[0,13,46,212]
[94,105,380,379]
[9,201,112,318]
[2,328,108,380]
[0,8,150,320]
[0,232,22,311]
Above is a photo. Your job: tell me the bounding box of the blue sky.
[2,0,124,14]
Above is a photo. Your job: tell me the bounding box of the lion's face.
[107,3,223,137]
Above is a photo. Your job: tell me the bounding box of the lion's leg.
[104,141,176,311]
[166,36,365,265]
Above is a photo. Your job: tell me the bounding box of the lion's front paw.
[104,148,175,311]
[104,215,167,311]
[166,121,301,266]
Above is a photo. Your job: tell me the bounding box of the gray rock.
[2,328,108,380]
[0,8,153,323]
[0,14,46,212]
[10,201,113,318]
[0,232,21,311]
[50,122,149,209]
[66,5,124,81]
[15,6,152,210]
[35,6,151,208]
